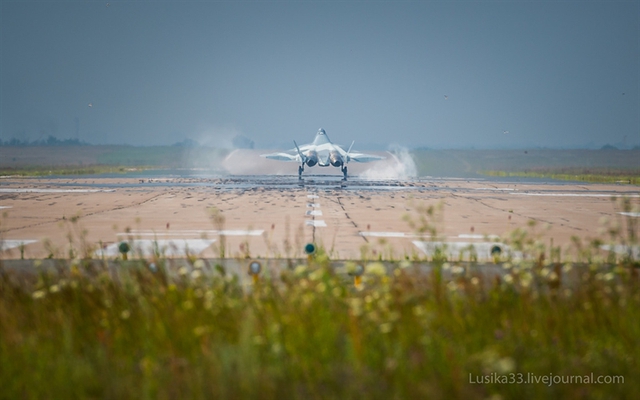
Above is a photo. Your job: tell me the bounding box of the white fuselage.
[298,129,346,167]
[260,128,384,179]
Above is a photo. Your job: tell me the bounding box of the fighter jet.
[261,128,384,180]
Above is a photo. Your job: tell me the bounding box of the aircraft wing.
[260,152,302,162]
[348,152,386,163]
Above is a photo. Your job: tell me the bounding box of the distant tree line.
[0,135,88,146]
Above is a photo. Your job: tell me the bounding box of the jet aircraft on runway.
[261,129,384,180]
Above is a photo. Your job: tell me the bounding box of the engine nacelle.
[305,150,318,167]
[329,151,343,167]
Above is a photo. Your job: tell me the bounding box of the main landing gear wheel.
[341,166,348,181]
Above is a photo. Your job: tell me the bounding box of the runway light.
[491,245,502,264]
[118,241,130,260]
[304,243,316,255]
[248,261,262,284]
[304,243,316,263]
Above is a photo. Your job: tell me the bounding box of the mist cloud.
[359,145,417,180]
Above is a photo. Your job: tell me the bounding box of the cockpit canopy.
[312,128,330,146]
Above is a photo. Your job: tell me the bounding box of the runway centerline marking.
[306,210,323,216]
[618,212,640,217]
[306,220,327,227]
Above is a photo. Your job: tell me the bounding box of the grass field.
[1,200,638,399]
[0,146,229,176]
[1,255,638,399]
[412,149,640,182]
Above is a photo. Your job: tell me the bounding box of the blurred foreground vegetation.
[1,199,639,399]
[1,256,638,399]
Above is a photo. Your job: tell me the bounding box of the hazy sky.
[1,1,638,149]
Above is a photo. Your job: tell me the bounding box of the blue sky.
[1,1,638,149]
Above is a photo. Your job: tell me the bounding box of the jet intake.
[305,150,318,167]
[329,151,343,167]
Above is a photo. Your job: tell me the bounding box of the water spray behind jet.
[359,144,417,180]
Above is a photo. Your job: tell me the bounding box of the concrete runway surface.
[1,174,639,260]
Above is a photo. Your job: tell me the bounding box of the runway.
[1,174,638,260]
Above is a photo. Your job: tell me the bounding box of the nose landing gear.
[298,165,304,180]
[341,166,348,181]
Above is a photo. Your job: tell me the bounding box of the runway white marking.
[510,193,640,197]
[306,210,323,216]
[475,188,516,191]
[413,241,521,260]
[306,220,327,227]
[360,232,501,240]
[117,230,264,237]
[1,239,38,251]
[457,234,500,240]
[0,206,12,209]
[212,230,264,236]
[600,244,640,259]
[360,231,407,238]
[307,195,319,199]
[99,239,216,257]
[307,203,321,207]
[0,188,115,193]
[618,212,640,217]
